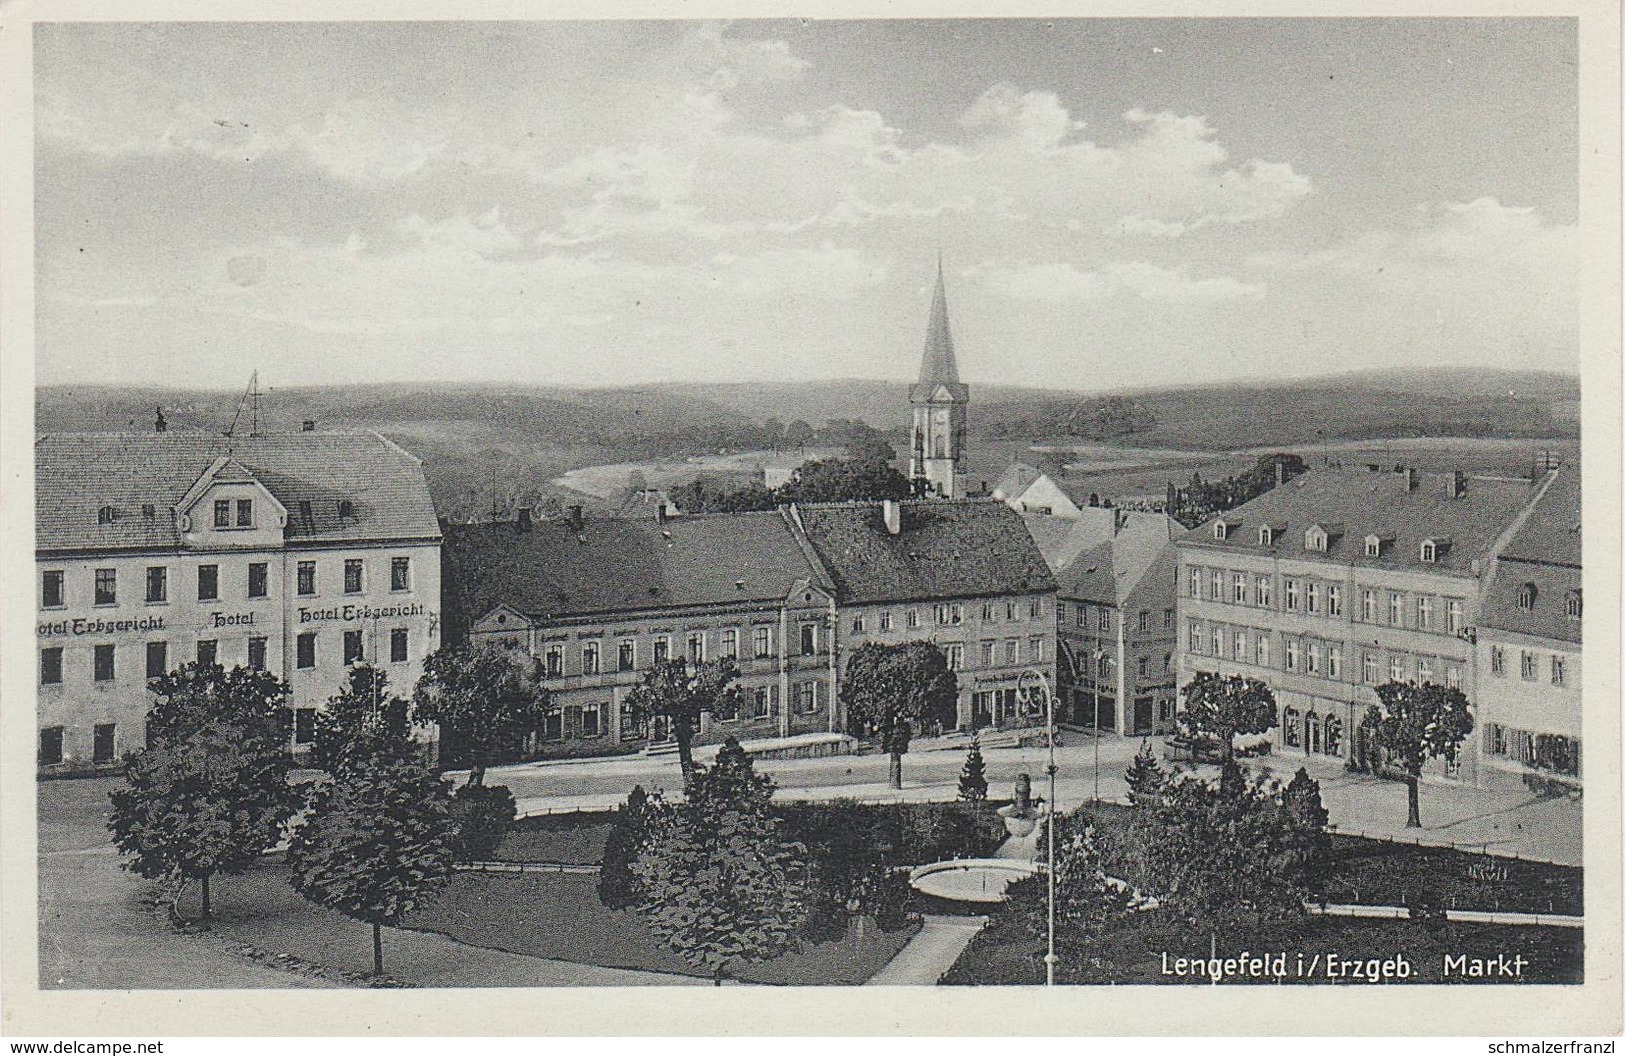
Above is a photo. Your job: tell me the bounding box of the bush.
[598,785,652,909]
[448,783,517,862]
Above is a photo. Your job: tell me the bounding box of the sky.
[34,19,1579,392]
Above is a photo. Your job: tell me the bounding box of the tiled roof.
[35,430,440,553]
[1479,470,1581,644]
[1176,467,1543,575]
[1052,511,1180,607]
[444,511,827,622]
[794,499,1054,605]
[1021,512,1107,573]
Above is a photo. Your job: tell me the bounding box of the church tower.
[908,261,970,498]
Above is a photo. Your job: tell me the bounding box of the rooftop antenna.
[225,371,265,438]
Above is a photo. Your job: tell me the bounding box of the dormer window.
[1516,583,1537,611]
[97,505,116,525]
[141,504,155,520]
[1305,527,1326,553]
[1420,541,1436,563]
[1363,533,1392,559]
[298,500,314,527]
[1258,526,1273,547]
[337,500,355,522]
[214,499,232,528]
[1566,590,1582,619]
[236,499,253,527]
[1213,517,1239,541]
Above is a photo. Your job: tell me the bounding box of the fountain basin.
[908,858,1039,904]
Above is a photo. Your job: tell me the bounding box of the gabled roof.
[992,462,1045,500]
[35,430,439,552]
[1479,470,1581,645]
[444,510,830,623]
[794,499,1053,605]
[908,264,969,404]
[1177,467,1544,575]
[1053,511,1181,607]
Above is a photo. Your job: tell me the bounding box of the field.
[555,447,843,499]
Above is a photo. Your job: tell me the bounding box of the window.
[296,632,316,669]
[1006,601,1019,621]
[582,705,602,737]
[88,722,116,764]
[1389,654,1406,682]
[545,645,564,677]
[40,647,63,685]
[1138,610,1151,633]
[98,505,116,525]
[853,614,867,634]
[1256,635,1271,668]
[1003,639,1018,665]
[236,498,253,527]
[146,641,168,679]
[1232,629,1247,661]
[720,629,737,660]
[798,681,819,714]
[683,633,702,664]
[879,612,893,632]
[1364,536,1381,558]
[906,609,920,629]
[344,559,364,594]
[1210,570,1223,599]
[1283,579,1300,612]
[1327,585,1342,617]
[739,625,765,659]
[214,499,231,528]
[1445,662,1462,690]
[935,603,963,626]
[1076,606,1087,628]
[945,644,964,670]
[338,500,355,521]
[982,603,995,622]
[1210,627,1225,657]
[1306,641,1321,675]
[1255,576,1272,608]
[1164,653,1174,674]
[94,643,115,681]
[1096,607,1111,633]
[1029,636,1043,662]
[390,629,407,664]
[1516,583,1536,611]
[39,727,64,766]
[1566,590,1582,620]
[583,641,601,674]
[1490,645,1506,676]
[1417,656,1434,683]
[1232,573,1247,604]
[1361,589,1378,623]
[1520,650,1537,681]
[344,630,364,666]
[653,637,670,664]
[1188,620,1204,655]
[753,686,774,719]
[1030,598,1043,619]
[1485,723,1508,757]
[1327,644,1342,678]
[1445,599,1464,635]
[297,561,316,596]
[1306,582,1320,614]
[196,639,217,667]
[1420,540,1437,563]
[1098,654,1115,681]
[391,557,411,592]
[542,710,564,743]
[146,566,168,603]
[42,570,64,609]
[197,564,219,602]
[94,568,117,606]
[295,709,317,746]
[1284,638,1299,672]
[1137,655,1149,679]
[980,641,996,667]
[248,636,268,671]
[1164,608,1175,630]
[1362,651,1379,684]
[1388,592,1404,627]
[800,624,818,656]
[619,640,636,671]
[1188,568,1201,599]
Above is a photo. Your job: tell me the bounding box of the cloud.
[968,259,1264,304]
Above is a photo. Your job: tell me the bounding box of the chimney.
[567,504,584,530]
[656,503,668,525]
[1400,467,1417,492]
[516,507,533,532]
[302,420,316,432]
[154,407,167,433]
[1446,470,1468,499]
[882,499,902,536]
[1088,492,1100,507]
[1274,461,1286,488]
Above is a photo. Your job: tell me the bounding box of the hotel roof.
[35,430,440,553]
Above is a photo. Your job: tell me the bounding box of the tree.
[1281,767,1331,893]
[762,416,786,452]
[783,418,816,451]
[1177,672,1279,764]
[623,657,740,788]
[108,662,299,926]
[287,750,459,977]
[957,737,988,802]
[631,738,808,984]
[412,644,550,787]
[598,784,655,910]
[311,664,415,776]
[775,456,911,505]
[841,641,959,790]
[1124,740,1168,802]
[1361,681,1474,827]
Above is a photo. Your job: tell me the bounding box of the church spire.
[910,260,969,403]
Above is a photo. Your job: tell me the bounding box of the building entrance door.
[1133,697,1153,736]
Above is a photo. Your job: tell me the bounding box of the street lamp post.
[1017,668,1057,987]
[1091,648,1104,803]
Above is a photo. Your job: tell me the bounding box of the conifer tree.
[957,737,988,802]
[1124,739,1167,802]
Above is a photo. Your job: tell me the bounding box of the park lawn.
[408,871,918,985]
[1078,802,1582,916]
[494,815,616,864]
[941,910,1583,986]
